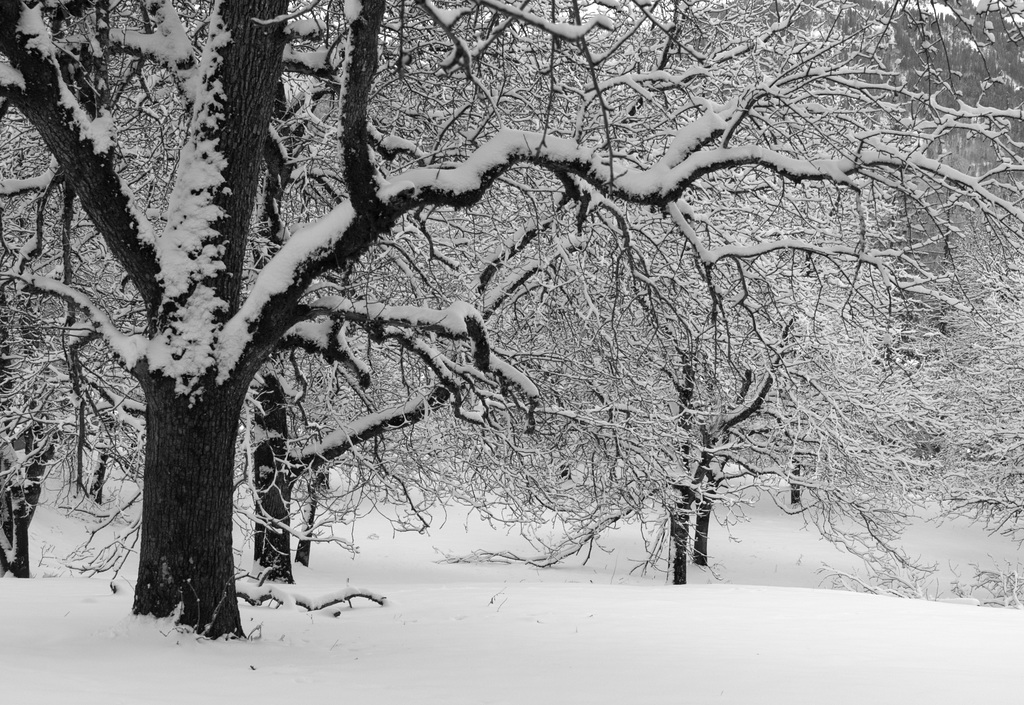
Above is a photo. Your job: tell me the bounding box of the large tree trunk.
[252,373,293,583]
[132,380,246,638]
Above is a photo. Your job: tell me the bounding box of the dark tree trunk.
[132,379,246,638]
[90,451,108,505]
[685,451,717,570]
[670,485,692,585]
[294,468,328,568]
[252,374,293,583]
[790,465,802,506]
[0,490,32,578]
[1,428,52,578]
[693,501,711,567]
[693,469,720,567]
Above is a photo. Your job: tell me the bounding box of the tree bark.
[790,465,802,506]
[693,501,711,567]
[294,468,328,568]
[132,379,247,638]
[669,485,691,585]
[252,373,293,583]
[0,427,51,578]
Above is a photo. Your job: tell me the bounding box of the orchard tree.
[3,0,1024,637]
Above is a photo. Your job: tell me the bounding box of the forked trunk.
[132,380,246,638]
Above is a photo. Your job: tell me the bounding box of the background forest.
[2,0,1024,650]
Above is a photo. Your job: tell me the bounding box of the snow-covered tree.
[3,0,1023,636]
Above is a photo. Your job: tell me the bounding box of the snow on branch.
[295,387,451,466]
[0,61,25,91]
[282,46,334,78]
[308,297,492,371]
[666,202,890,275]
[109,0,197,97]
[368,121,429,162]
[474,0,615,41]
[1,2,161,306]
[217,201,356,381]
[236,582,386,612]
[10,5,115,154]
[280,319,371,388]
[2,271,145,369]
[381,125,866,212]
[0,168,53,197]
[382,328,538,425]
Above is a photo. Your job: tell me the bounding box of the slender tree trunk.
[790,465,802,506]
[693,473,721,567]
[252,374,293,583]
[693,501,711,567]
[294,467,328,568]
[1,489,32,578]
[670,485,691,585]
[0,484,23,577]
[90,451,108,505]
[684,451,716,571]
[132,380,246,638]
[0,428,51,578]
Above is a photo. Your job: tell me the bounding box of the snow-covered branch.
[0,3,161,307]
[280,319,372,389]
[1,270,144,369]
[294,387,451,467]
[236,582,386,611]
[0,168,53,197]
[308,298,492,371]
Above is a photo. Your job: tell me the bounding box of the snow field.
[3,496,1022,704]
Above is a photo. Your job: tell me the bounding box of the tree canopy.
[3,0,1024,637]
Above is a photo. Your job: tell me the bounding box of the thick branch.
[1,1,161,308]
[338,0,385,214]
[294,386,451,468]
[279,319,371,388]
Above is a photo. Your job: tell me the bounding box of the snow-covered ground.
[4,496,1022,704]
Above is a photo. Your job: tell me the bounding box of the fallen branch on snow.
[236,582,386,614]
